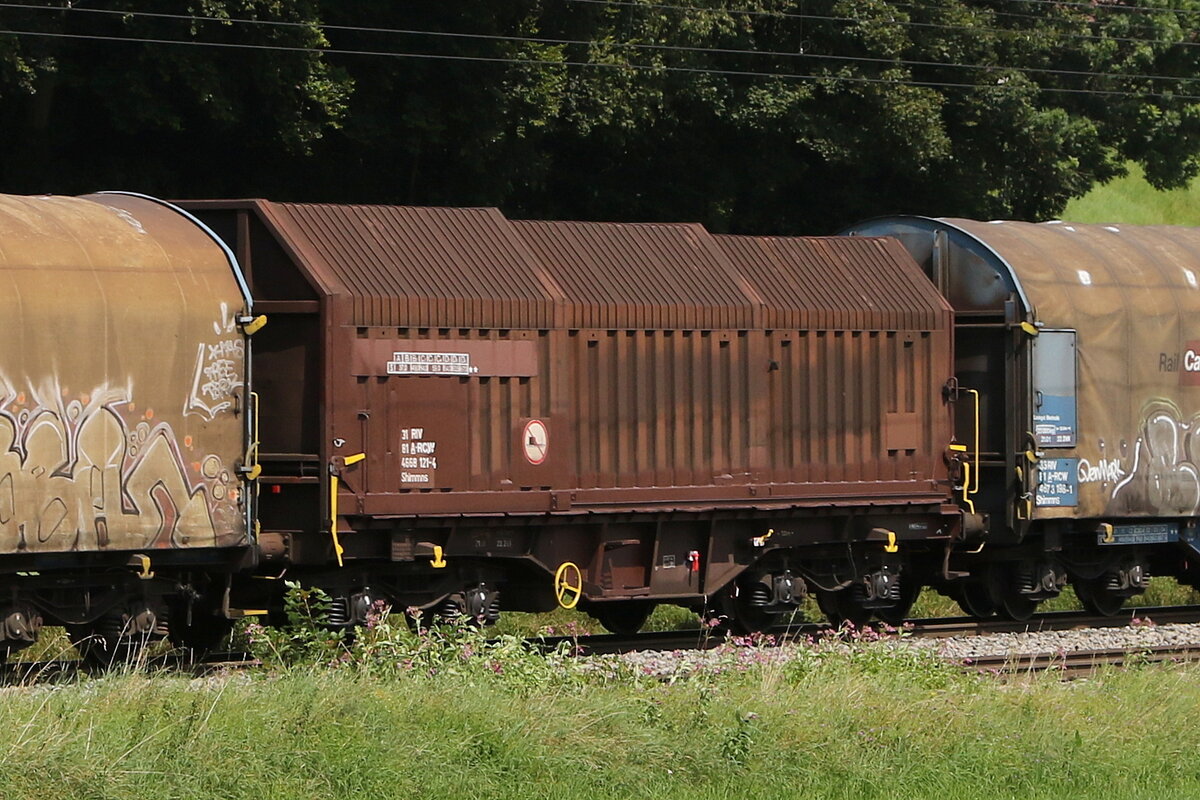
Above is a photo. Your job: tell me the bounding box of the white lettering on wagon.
[1186,349,1200,373]
[1077,457,1126,484]
[386,352,479,376]
[184,302,245,421]
[399,427,438,486]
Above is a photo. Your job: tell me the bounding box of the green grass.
[1063,162,1200,225]
[2,649,1200,799]
[6,575,1200,799]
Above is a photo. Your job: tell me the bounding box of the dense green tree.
[0,1,350,195]
[1,1,1199,230]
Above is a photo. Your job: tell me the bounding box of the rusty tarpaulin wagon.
[0,192,257,659]
[846,216,1200,618]
[184,200,958,632]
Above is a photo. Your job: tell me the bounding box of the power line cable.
[564,0,1200,48]
[2,26,1198,100]
[3,1,1197,54]
[0,3,1197,88]
[1001,0,1200,18]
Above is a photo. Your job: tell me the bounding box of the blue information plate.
[1034,394,1077,447]
[1099,523,1178,546]
[1035,458,1078,507]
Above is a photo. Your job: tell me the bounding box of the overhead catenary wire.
[4,0,1200,59]
[1002,0,1200,18]
[2,26,1198,101]
[0,1,1197,87]
[858,0,1195,26]
[564,0,1200,48]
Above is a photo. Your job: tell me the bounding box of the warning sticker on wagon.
[387,352,479,376]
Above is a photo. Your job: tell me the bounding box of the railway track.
[549,604,1200,656]
[0,650,260,682]
[964,644,1200,678]
[6,605,1200,682]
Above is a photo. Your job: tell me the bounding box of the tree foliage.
[1,1,1199,231]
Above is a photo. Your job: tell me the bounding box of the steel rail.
[962,644,1200,679]
[549,604,1200,655]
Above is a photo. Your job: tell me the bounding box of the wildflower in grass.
[364,599,388,630]
[244,622,267,646]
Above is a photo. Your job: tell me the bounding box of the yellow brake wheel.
[554,561,583,609]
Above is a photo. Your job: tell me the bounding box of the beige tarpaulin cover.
[948,219,1200,520]
[0,193,249,553]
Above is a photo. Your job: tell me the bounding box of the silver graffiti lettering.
[1077,457,1126,484]
[185,303,244,421]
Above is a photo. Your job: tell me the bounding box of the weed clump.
[241,584,964,697]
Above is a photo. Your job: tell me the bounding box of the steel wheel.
[816,589,873,629]
[68,606,166,668]
[168,599,234,655]
[729,601,777,635]
[998,592,1039,622]
[875,579,922,626]
[1074,578,1125,617]
[956,581,998,618]
[590,601,654,635]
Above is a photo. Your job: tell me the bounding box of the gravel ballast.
[588,620,1200,679]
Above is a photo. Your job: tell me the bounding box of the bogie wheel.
[956,581,998,619]
[1074,578,1125,617]
[816,589,873,629]
[589,601,654,636]
[729,597,778,635]
[67,621,151,668]
[702,588,777,635]
[998,593,1039,622]
[700,594,734,634]
[168,600,234,656]
[874,579,922,627]
[68,606,167,668]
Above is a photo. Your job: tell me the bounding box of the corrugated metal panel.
[510,220,758,329]
[259,203,558,328]
[248,204,950,334]
[760,327,944,484]
[711,234,951,331]
[209,198,956,516]
[343,325,952,501]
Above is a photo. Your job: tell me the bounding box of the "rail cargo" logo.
[1159,342,1200,386]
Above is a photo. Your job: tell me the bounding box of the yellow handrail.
[961,462,976,514]
[329,453,366,568]
[966,388,980,498]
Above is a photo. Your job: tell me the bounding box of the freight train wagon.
[0,192,257,660]
[183,200,961,633]
[846,217,1200,618]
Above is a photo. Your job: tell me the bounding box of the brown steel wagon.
[185,201,960,632]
